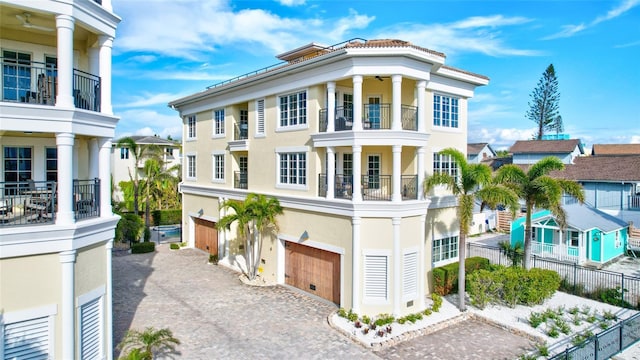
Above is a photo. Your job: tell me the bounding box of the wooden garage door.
[194,218,218,255]
[285,241,340,304]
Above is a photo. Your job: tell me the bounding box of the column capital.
[352,145,362,153]
[59,250,77,263]
[352,75,363,84]
[392,217,401,226]
[98,35,114,48]
[55,14,75,30]
[352,216,361,225]
[56,132,75,145]
[417,80,427,89]
[327,81,336,90]
[392,74,402,83]
[392,144,402,153]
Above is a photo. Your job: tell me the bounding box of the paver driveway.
[112,244,535,359]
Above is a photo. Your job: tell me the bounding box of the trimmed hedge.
[169,243,180,250]
[131,241,156,254]
[115,213,144,244]
[152,209,182,226]
[433,257,491,296]
[467,266,561,309]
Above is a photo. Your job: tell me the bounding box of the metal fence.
[467,243,640,308]
[549,311,640,359]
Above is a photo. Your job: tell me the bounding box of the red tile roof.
[510,139,582,154]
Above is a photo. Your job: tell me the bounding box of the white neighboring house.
[467,142,496,164]
[0,1,120,359]
[111,135,181,204]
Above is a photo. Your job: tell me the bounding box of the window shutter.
[3,316,50,360]
[364,255,387,300]
[403,252,418,298]
[80,297,103,360]
[256,99,265,135]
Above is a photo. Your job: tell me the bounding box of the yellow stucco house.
[169,39,488,317]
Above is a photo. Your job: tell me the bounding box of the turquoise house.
[511,204,629,265]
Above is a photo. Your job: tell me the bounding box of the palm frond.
[527,156,564,180]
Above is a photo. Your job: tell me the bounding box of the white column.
[417,147,426,200]
[56,133,75,224]
[352,145,362,202]
[327,147,335,199]
[352,216,361,313]
[392,217,401,316]
[60,250,76,360]
[89,138,100,180]
[392,75,402,131]
[419,214,426,309]
[105,240,114,360]
[55,15,75,108]
[98,138,112,216]
[416,80,427,133]
[98,36,114,115]
[392,145,402,202]
[327,82,336,132]
[352,76,363,131]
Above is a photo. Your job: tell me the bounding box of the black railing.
[0,180,56,226]
[362,175,392,201]
[234,171,248,189]
[549,312,640,359]
[401,175,418,200]
[401,105,418,131]
[363,103,391,129]
[1,58,100,111]
[73,69,101,112]
[74,178,100,220]
[234,123,248,140]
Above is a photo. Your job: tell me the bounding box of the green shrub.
[337,308,347,318]
[467,269,500,309]
[374,313,394,326]
[423,308,432,316]
[361,315,370,325]
[432,257,490,295]
[115,213,144,244]
[151,209,182,226]
[431,293,443,312]
[547,327,560,338]
[131,241,155,254]
[536,343,549,357]
[347,309,358,322]
[208,254,219,265]
[169,243,180,250]
[143,226,151,242]
[528,312,544,328]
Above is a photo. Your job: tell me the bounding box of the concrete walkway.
[112,244,538,359]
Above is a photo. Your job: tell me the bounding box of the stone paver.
[113,244,537,359]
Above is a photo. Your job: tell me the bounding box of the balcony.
[532,241,580,263]
[629,195,640,210]
[234,123,248,140]
[0,179,100,227]
[1,58,101,112]
[319,104,417,132]
[318,174,418,201]
[234,171,248,189]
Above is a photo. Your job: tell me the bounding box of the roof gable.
[592,144,640,156]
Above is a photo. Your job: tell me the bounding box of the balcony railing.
[318,104,417,132]
[401,175,418,200]
[531,241,580,263]
[74,178,100,220]
[1,58,101,111]
[234,171,248,189]
[629,195,640,210]
[0,180,56,226]
[319,174,418,201]
[234,123,248,140]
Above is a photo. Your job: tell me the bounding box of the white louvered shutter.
[3,316,50,360]
[403,252,418,298]
[256,99,265,135]
[80,297,103,360]
[364,255,388,300]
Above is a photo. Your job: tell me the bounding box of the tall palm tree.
[116,137,161,215]
[117,327,180,360]
[218,193,283,280]
[494,156,584,269]
[424,148,518,311]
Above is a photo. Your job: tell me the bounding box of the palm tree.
[218,193,283,280]
[116,137,161,215]
[424,148,518,311]
[494,156,584,269]
[117,327,180,360]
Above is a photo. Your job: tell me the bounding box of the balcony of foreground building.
[0,179,100,227]
[319,104,417,132]
[234,171,248,189]
[318,174,418,201]
[1,58,101,112]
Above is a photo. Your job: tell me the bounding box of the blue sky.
[110,0,640,150]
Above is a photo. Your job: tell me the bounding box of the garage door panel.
[285,242,340,304]
[194,218,218,255]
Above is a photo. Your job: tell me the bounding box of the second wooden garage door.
[194,218,218,255]
[285,241,340,304]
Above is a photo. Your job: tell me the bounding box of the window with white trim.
[187,115,196,139]
[213,154,224,181]
[279,91,307,127]
[278,152,306,185]
[567,231,579,247]
[432,235,459,263]
[433,94,459,128]
[364,254,388,302]
[213,109,225,136]
[433,153,458,179]
[186,155,196,179]
[403,251,418,299]
[256,99,265,136]
[120,147,129,159]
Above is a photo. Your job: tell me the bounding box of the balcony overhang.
[228,140,249,152]
[311,130,430,148]
[0,102,119,137]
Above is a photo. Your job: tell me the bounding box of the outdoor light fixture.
[375,75,384,82]
[300,230,310,241]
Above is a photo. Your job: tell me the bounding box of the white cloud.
[377,15,540,57]
[127,55,157,64]
[115,92,192,108]
[468,127,536,150]
[114,108,183,140]
[276,0,305,6]
[631,135,640,144]
[545,0,639,39]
